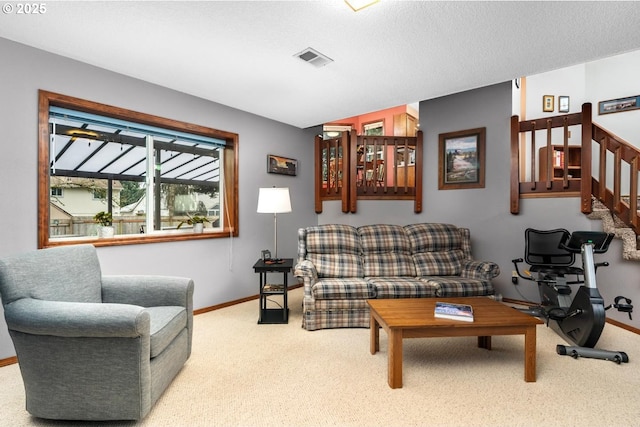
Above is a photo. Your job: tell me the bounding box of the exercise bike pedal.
[545,307,569,321]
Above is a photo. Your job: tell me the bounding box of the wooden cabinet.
[393,113,418,136]
[539,146,581,181]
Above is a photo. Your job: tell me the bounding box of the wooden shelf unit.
[539,145,582,181]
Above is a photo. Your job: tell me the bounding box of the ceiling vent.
[295,47,333,68]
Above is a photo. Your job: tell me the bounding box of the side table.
[252,258,293,324]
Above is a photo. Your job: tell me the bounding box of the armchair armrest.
[102,275,194,309]
[461,260,501,280]
[4,298,149,338]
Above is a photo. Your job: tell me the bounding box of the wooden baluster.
[563,117,569,189]
[614,145,621,213]
[546,119,552,189]
[599,136,607,201]
[510,115,521,214]
[382,137,388,193]
[530,124,536,190]
[630,156,638,228]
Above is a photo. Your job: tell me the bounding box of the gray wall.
[0,38,317,359]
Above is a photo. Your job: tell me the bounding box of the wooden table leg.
[388,328,403,389]
[524,326,537,382]
[370,314,380,354]
[478,336,492,350]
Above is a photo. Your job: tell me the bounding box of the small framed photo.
[543,95,554,112]
[558,96,570,113]
[267,154,297,176]
[438,127,486,190]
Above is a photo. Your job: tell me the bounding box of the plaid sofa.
[294,223,500,331]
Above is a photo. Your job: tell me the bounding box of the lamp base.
[265,258,285,265]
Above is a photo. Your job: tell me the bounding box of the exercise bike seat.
[524,228,583,276]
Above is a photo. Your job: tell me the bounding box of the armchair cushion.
[147,306,187,358]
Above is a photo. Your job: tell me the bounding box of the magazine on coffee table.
[434,301,474,322]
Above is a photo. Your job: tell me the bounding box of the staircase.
[511,102,640,261]
[587,196,640,261]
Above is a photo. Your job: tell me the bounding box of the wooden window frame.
[38,90,239,248]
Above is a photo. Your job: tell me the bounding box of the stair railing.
[511,102,639,235]
[510,103,592,214]
[591,124,639,234]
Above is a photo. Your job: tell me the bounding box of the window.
[38,90,238,248]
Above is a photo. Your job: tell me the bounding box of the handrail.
[511,102,639,235]
[591,124,640,233]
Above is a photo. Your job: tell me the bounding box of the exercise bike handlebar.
[559,231,614,254]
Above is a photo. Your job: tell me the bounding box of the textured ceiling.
[2,1,640,128]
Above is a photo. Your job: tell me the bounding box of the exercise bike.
[512,228,633,363]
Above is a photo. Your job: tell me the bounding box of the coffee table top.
[367,297,542,329]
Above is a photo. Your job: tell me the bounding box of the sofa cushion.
[359,224,415,277]
[307,254,363,278]
[311,278,375,300]
[303,225,363,278]
[147,306,187,358]
[413,250,465,276]
[405,223,462,252]
[368,277,437,298]
[421,276,494,297]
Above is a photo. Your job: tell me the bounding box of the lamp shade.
[257,187,292,214]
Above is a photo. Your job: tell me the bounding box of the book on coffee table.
[434,301,474,322]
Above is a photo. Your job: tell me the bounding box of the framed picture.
[598,95,640,115]
[543,95,554,112]
[438,127,486,190]
[558,96,570,113]
[267,154,297,176]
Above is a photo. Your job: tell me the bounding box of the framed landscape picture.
[598,95,640,115]
[438,127,486,190]
[267,154,297,176]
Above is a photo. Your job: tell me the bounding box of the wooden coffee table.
[368,297,543,388]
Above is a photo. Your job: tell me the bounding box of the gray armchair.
[0,244,194,421]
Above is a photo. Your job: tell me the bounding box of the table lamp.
[257,187,292,263]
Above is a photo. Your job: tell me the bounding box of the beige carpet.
[2,287,640,427]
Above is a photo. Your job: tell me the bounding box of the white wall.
[0,38,317,359]
[587,49,640,147]
[517,49,640,145]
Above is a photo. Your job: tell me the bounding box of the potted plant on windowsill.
[177,214,210,233]
[93,211,114,238]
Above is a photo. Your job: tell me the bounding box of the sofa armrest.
[294,260,319,298]
[102,275,194,309]
[461,260,501,280]
[4,298,149,338]
[294,260,318,281]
